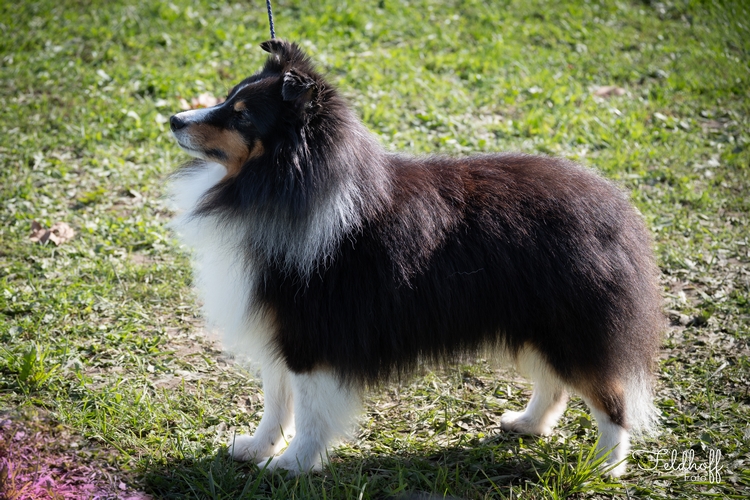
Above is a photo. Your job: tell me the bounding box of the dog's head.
[169,39,328,177]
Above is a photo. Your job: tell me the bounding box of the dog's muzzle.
[170,114,187,132]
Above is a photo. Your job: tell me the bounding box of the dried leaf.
[29,221,75,246]
[177,93,224,110]
[193,93,223,108]
[48,222,75,245]
[593,85,626,98]
[701,119,723,129]
[29,221,48,243]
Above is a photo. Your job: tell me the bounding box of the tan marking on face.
[247,138,264,160]
[188,124,249,176]
[222,138,264,180]
[233,100,247,112]
[181,123,265,178]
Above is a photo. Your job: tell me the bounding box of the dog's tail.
[624,367,659,435]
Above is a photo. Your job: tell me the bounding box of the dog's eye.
[236,109,254,125]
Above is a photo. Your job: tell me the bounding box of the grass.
[1,0,748,498]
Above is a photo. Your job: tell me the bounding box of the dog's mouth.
[176,141,198,153]
[173,136,207,158]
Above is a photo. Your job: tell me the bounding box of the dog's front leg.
[259,369,360,474]
[228,360,294,461]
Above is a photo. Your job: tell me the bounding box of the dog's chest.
[167,163,268,356]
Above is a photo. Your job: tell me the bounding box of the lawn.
[1,0,748,498]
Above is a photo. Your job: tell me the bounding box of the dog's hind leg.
[580,381,631,477]
[500,348,568,436]
[260,369,360,474]
[228,360,294,462]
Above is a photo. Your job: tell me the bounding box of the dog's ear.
[282,69,316,102]
[261,39,307,66]
[260,39,287,57]
[260,40,318,106]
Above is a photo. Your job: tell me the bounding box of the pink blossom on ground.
[0,417,151,500]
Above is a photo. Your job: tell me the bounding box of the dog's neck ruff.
[168,124,390,278]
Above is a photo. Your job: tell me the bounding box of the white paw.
[603,458,628,478]
[257,453,321,475]
[598,440,630,478]
[227,435,278,462]
[500,410,553,436]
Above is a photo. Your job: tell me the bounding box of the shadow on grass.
[136,434,619,500]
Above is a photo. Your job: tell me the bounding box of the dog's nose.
[170,115,187,132]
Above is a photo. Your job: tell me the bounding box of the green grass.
[1,0,749,498]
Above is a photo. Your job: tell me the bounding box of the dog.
[167,39,662,477]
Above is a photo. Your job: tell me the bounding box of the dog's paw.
[602,459,628,478]
[256,454,320,476]
[227,435,277,462]
[255,444,325,475]
[500,410,553,436]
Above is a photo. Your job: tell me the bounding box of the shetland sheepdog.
[168,39,662,477]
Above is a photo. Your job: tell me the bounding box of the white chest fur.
[167,162,273,364]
